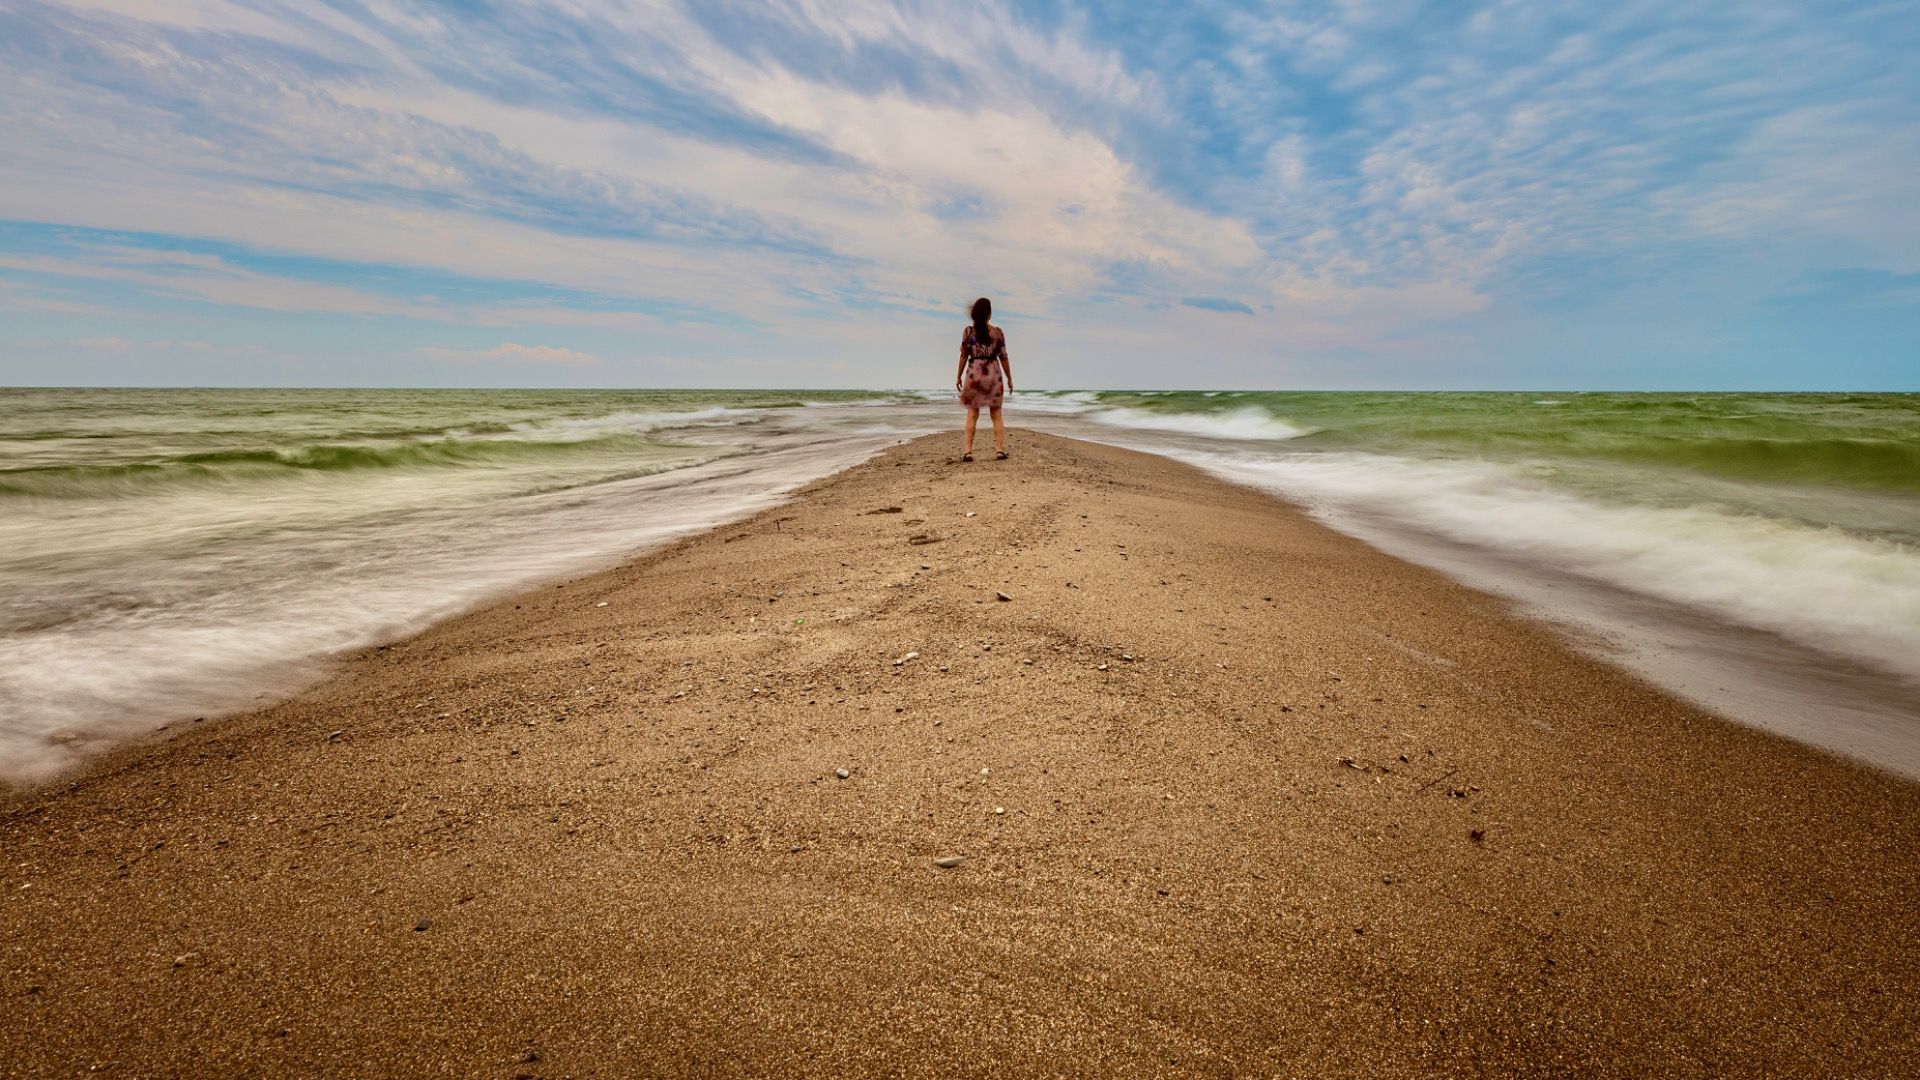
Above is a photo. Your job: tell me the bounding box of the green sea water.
[1044,391,1920,545]
[1083,390,1920,491]
[0,387,901,499]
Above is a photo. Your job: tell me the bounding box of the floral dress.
[959,323,1007,409]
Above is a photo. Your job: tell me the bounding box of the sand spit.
[4,432,1917,1076]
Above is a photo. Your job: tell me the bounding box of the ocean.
[3,387,1917,781]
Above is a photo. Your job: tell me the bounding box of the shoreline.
[4,431,1917,1075]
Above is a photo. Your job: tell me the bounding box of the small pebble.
[413,917,431,932]
[996,592,1012,602]
[935,856,966,869]
[835,768,850,780]
[994,806,1005,815]
[894,651,920,666]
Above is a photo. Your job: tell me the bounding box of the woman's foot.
[961,452,973,462]
[995,449,1008,460]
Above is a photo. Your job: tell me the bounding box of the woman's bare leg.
[990,407,1006,454]
[963,407,979,457]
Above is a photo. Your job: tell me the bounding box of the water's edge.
[5,389,1916,787]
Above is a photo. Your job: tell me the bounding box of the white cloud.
[1,0,1913,385]
[1674,106,1920,272]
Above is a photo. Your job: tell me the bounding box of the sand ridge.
[4,431,1917,1077]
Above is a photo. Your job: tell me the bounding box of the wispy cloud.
[1,0,1914,387]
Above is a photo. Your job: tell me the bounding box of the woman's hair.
[970,297,992,341]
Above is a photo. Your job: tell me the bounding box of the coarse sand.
[4,432,1917,1077]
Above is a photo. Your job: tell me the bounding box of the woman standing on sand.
[956,297,1013,461]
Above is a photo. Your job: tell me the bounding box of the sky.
[0,0,1915,390]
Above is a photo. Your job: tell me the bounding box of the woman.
[955,296,1013,461]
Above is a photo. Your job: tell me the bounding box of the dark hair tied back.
[970,297,992,342]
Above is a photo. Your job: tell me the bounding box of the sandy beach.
[4,430,1916,1077]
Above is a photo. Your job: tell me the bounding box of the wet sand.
[4,431,1917,1077]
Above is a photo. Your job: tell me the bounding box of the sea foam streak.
[1188,450,1920,682]
[0,394,940,781]
[1090,405,1314,441]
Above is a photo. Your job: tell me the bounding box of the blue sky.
[1,0,1914,389]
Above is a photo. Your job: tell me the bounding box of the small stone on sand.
[996,592,1012,602]
[835,768,850,780]
[935,856,966,869]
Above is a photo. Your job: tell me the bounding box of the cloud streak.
[418,343,601,367]
[1182,297,1255,315]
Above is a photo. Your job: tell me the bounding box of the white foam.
[1187,449,1920,682]
[1005,391,1101,415]
[0,407,941,783]
[515,407,756,435]
[1091,405,1315,441]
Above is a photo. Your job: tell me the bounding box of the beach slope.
[4,432,1916,1076]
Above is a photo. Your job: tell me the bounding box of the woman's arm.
[956,331,967,391]
[998,330,1012,392]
